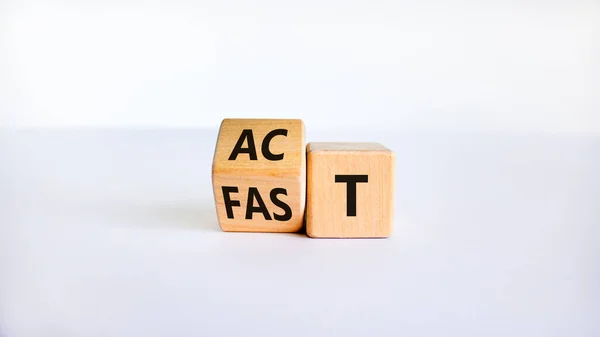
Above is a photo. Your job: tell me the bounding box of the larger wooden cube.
[212,119,306,232]
[306,142,395,238]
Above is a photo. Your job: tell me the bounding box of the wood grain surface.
[212,119,306,232]
[306,142,394,238]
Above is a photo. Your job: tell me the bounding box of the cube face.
[306,142,394,238]
[213,119,305,176]
[212,119,305,232]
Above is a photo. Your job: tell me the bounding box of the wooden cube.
[212,119,306,232]
[306,142,395,238]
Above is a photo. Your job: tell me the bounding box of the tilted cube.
[306,142,395,238]
[212,119,306,232]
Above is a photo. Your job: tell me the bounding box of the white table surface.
[1,128,599,337]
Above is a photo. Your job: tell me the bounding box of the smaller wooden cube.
[306,142,395,238]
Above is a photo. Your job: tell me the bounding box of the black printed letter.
[270,188,292,221]
[245,187,272,220]
[262,129,288,161]
[335,175,368,216]
[228,129,257,160]
[222,186,240,219]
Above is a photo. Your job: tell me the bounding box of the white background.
[2,129,599,337]
[1,0,599,132]
[1,2,600,337]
